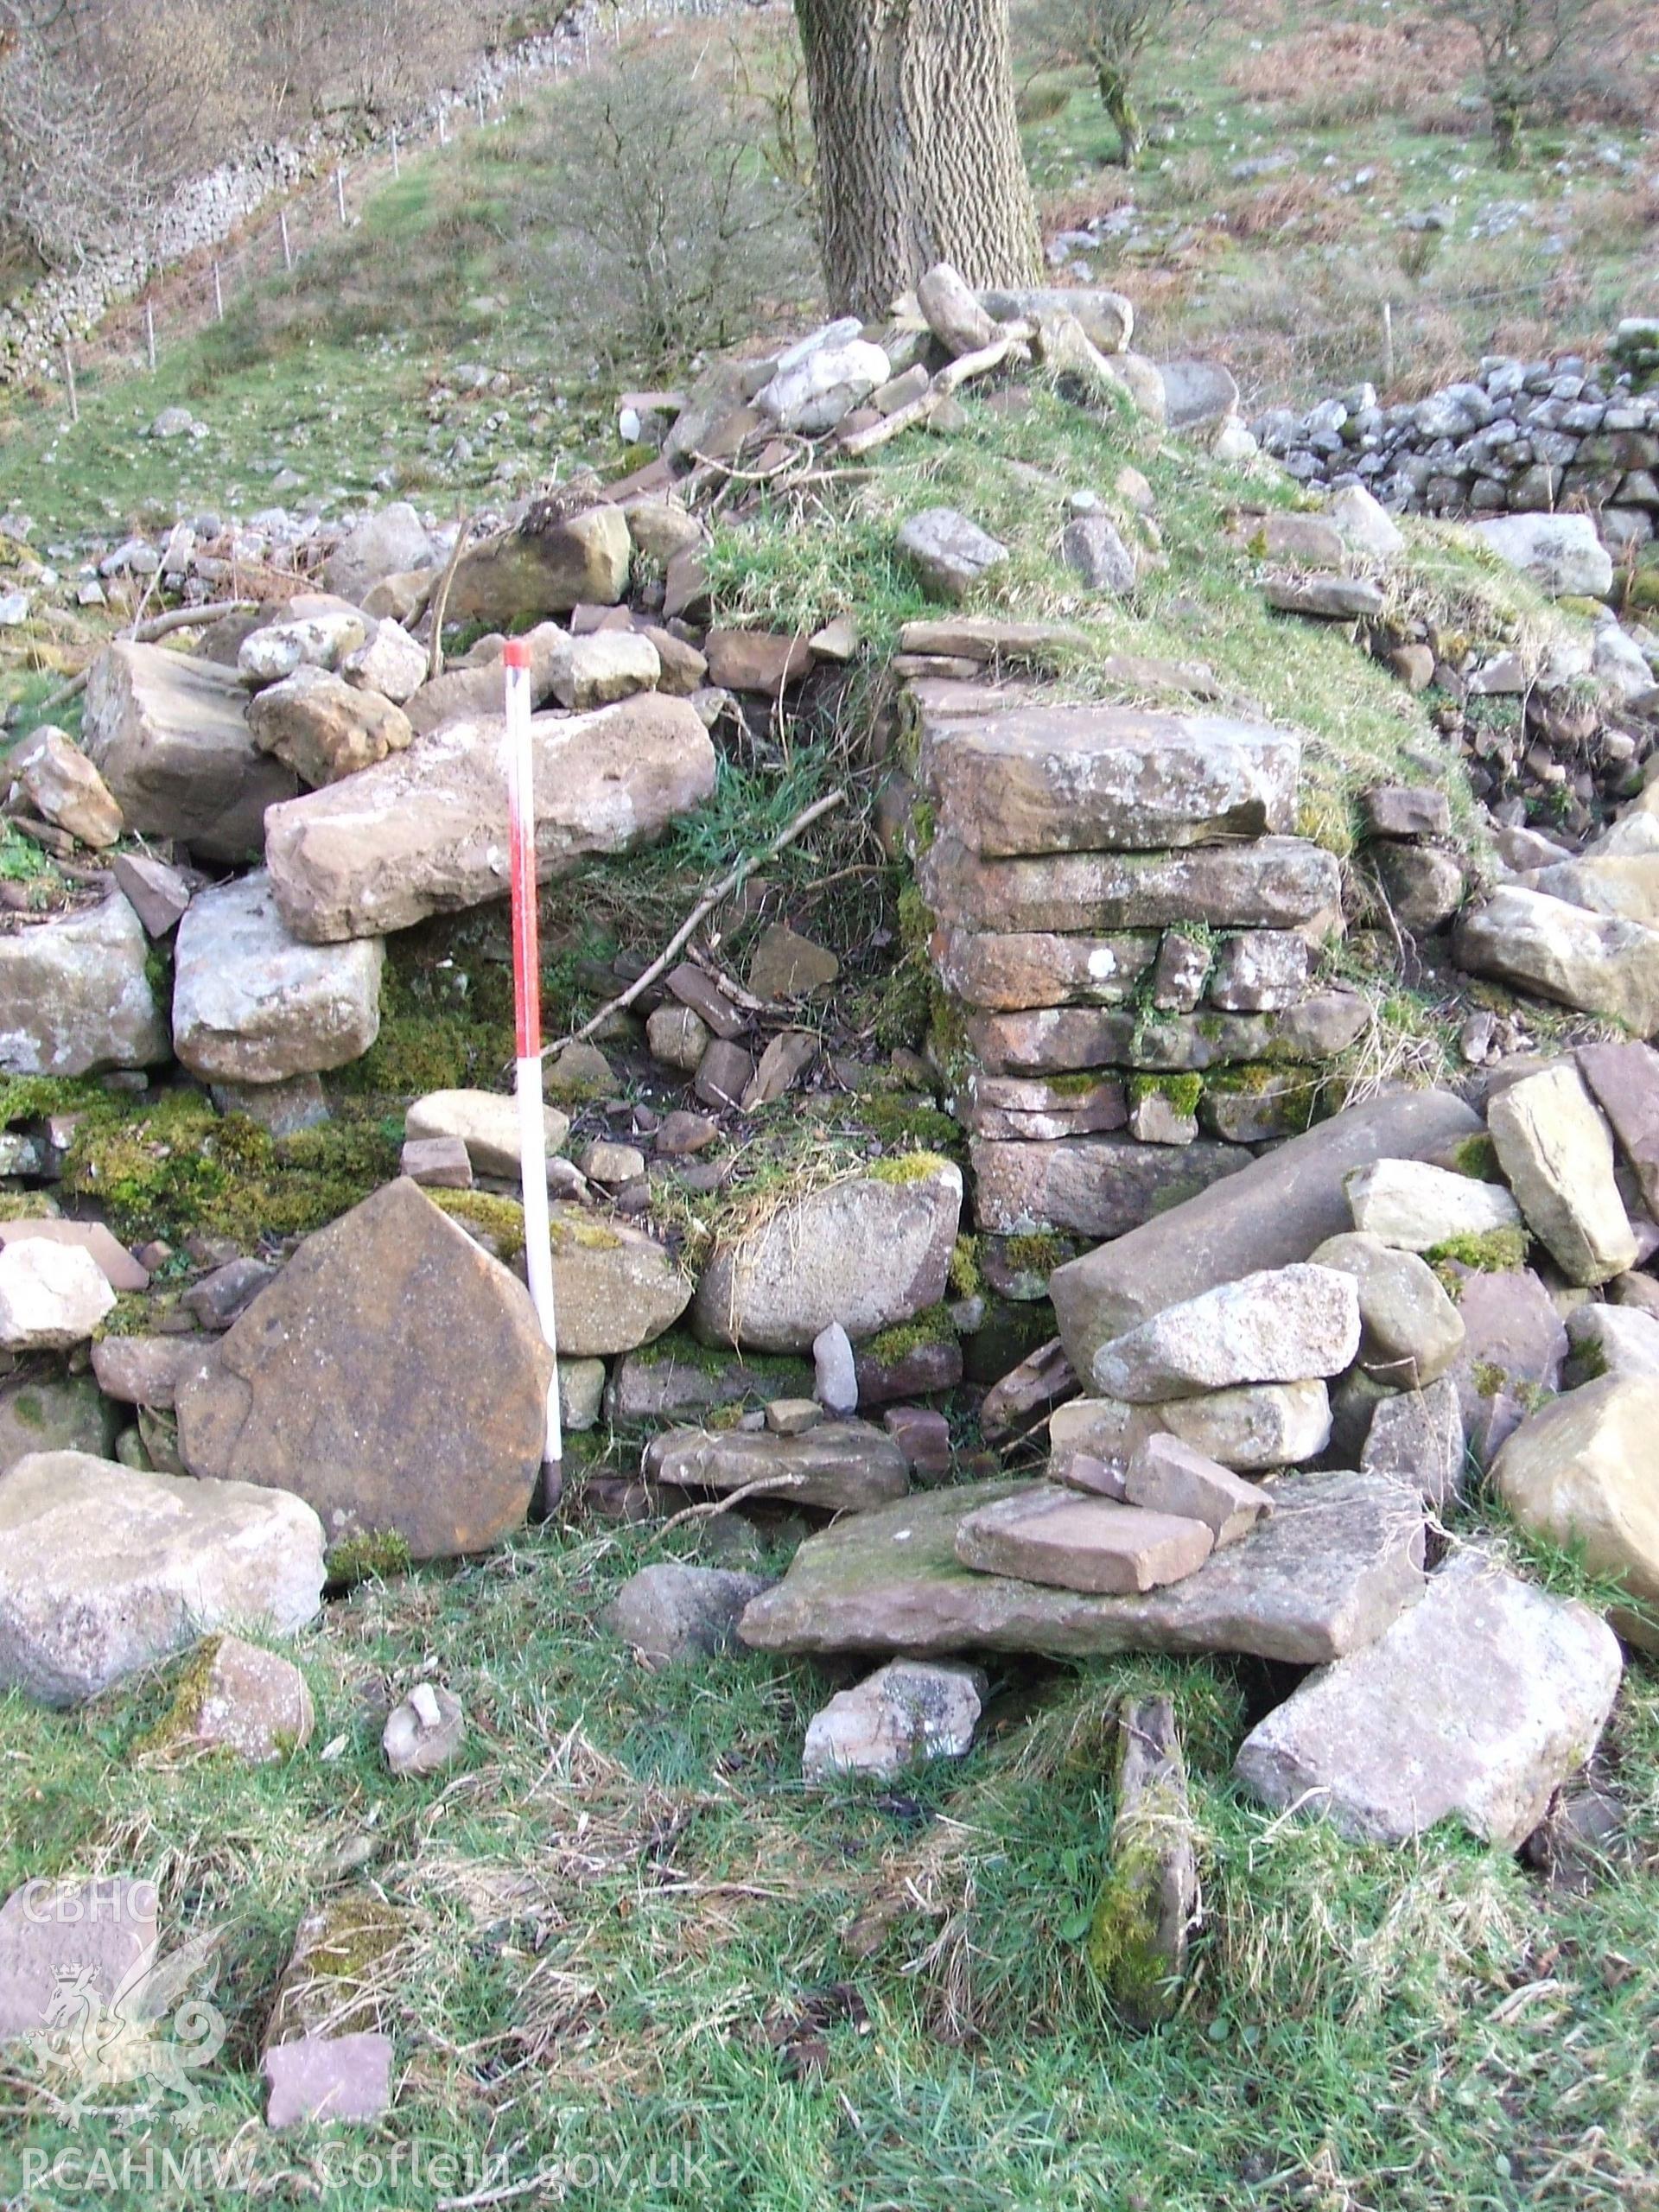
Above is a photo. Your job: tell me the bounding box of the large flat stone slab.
[264,697,716,943]
[172,873,385,1084]
[918,700,1299,857]
[176,1180,552,1560]
[1235,1549,1621,1847]
[0,893,169,1077]
[81,640,299,862]
[965,990,1368,1075]
[970,1135,1247,1236]
[0,1453,325,1707]
[1050,1090,1481,1372]
[918,834,1341,936]
[645,1421,910,1513]
[739,1470,1425,1663]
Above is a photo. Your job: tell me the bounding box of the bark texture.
[794,0,1041,317]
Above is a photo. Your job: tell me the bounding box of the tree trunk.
[1096,67,1144,168]
[794,0,1041,319]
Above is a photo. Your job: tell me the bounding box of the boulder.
[690,1160,962,1352]
[0,1373,120,1475]
[981,285,1133,354]
[1123,1435,1273,1545]
[1521,855,1659,925]
[1266,575,1386,620]
[238,609,367,686]
[1158,357,1241,435]
[404,1089,569,1178]
[919,832,1341,934]
[0,1219,147,1294]
[0,1453,324,1706]
[446,504,631,625]
[1331,484,1405,562]
[1309,1232,1466,1388]
[111,850,194,938]
[1578,1039,1659,1217]
[1376,843,1465,932]
[1487,1063,1637,1287]
[918,263,1001,355]
[606,1339,811,1424]
[1235,1549,1621,1847]
[1344,1157,1522,1252]
[1091,1266,1361,1402]
[1360,1377,1465,1509]
[645,1421,909,1513]
[547,631,660,709]
[1492,1375,1659,1650]
[896,509,1008,602]
[340,618,429,706]
[1565,1300,1659,1386]
[756,340,889,434]
[1052,1380,1332,1480]
[321,502,438,602]
[1447,1265,1567,1465]
[0,1240,115,1351]
[8,726,123,846]
[1051,1090,1480,1369]
[247,666,414,788]
[382,1684,465,1777]
[603,1564,774,1666]
[739,1470,1424,1664]
[957,1486,1215,1593]
[81,640,299,861]
[801,1658,985,1783]
[172,1633,315,1764]
[171,873,385,1084]
[175,1180,553,1560]
[1471,513,1614,599]
[264,696,716,943]
[1455,887,1659,1034]
[0,893,169,1076]
[547,1205,691,1355]
[970,1135,1247,1238]
[917,698,1299,857]
[702,630,812,694]
[1061,516,1137,594]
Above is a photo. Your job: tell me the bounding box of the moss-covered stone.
[1128,1072,1204,1117]
[1446,1134,1502,1183]
[858,1301,959,1369]
[867,1149,955,1189]
[431,1188,528,1261]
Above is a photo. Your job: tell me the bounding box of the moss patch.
[858,1302,960,1368]
[326,1529,414,1588]
[867,1150,955,1189]
[431,1189,528,1262]
[1427,1225,1529,1281]
[1446,1134,1503,1182]
[1128,1072,1204,1116]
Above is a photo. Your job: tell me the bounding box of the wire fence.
[14,0,762,420]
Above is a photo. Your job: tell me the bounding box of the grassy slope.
[1,18,1656,2206]
[2,1515,1656,2210]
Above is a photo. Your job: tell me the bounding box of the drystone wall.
[1252,319,1659,558]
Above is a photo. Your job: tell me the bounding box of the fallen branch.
[653,1471,808,1536]
[564,786,847,1047]
[32,599,258,717]
[426,512,479,683]
[839,321,1034,459]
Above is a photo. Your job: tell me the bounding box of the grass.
[1,1505,1656,2209]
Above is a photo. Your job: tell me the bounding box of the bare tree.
[517,52,815,370]
[1424,0,1616,163]
[791,0,1040,317]
[1027,0,1186,166]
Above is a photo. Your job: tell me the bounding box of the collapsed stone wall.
[1251,319,1659,560]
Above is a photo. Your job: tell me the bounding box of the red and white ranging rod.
[502,639,562,1503]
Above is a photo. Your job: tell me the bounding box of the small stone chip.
[1123,1434,1274,1547]
[954,1485,1214,1595]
